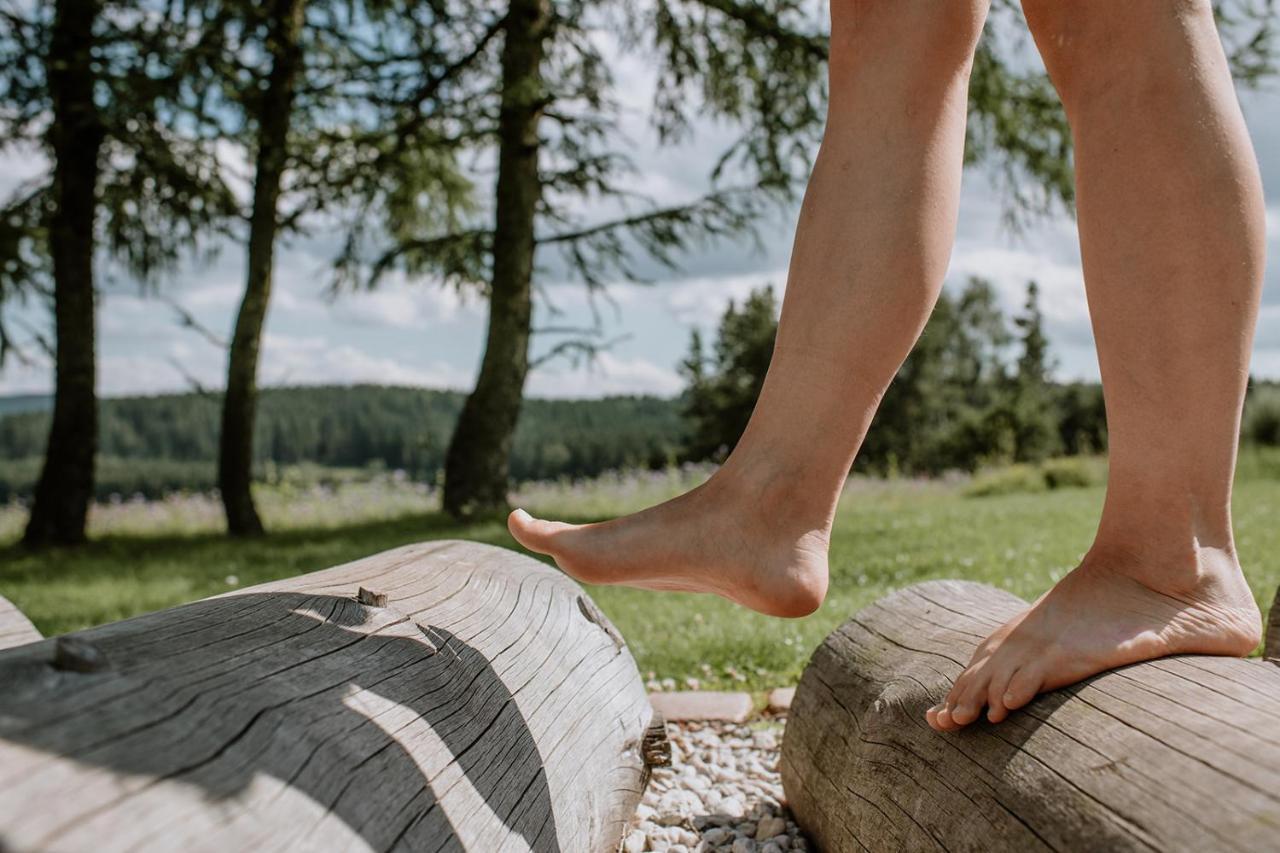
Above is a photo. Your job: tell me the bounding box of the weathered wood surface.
[0,594,41,651]
[781,580,1280,853]
[0,540,660,852]
[1266,586,1279,660]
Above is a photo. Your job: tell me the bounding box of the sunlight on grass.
[2,463,1277,692]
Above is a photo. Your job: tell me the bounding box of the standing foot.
[926,544,1262,731]
[507,472,831,618]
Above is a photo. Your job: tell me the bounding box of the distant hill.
[0,384,688,500]
[0,394,52,418]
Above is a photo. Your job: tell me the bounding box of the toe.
[940,660,991,728]
[932,703,960,732]
[949,677,988,727]
[1002,666,1045,712]
[507,509,571,554]
[985,666,1017,723]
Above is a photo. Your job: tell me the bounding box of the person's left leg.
[927,0,1266,732]
[509,0,991,617]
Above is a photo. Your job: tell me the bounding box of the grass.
[2,456,1278,692]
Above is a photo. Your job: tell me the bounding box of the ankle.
[1084,533,1242,597]
[709,457,837,537]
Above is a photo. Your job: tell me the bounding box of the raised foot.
[926,549,1262,732]
[506,480,831,618]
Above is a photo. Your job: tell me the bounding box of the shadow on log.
[781,580,1280,853]
[0,541,662,852]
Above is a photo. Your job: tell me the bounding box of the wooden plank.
[0,594,41,651]
[780,580,1280,853]
[0,540,660,852]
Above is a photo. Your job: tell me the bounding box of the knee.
[829,0,989,75]
[1022,0,1214,100]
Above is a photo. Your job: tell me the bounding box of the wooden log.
[781,580,1280,853]
[0,540,662,852]
[0,594,41,651]
[1266,585,1279,660]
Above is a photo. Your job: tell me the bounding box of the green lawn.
[2,462,1277,692]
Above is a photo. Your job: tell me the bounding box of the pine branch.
[687,0,827,60]
[158,294,227,349]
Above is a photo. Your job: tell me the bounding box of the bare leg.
[509,0,990,616]
[929,0,1265,731]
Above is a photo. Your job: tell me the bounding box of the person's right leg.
[928,0,1266,732]
[509,0,990,616]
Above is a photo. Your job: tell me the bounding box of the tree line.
[0,386,687,500]
[2,274,1277,502]
[684,278,1280,477]
[0,0,1275,545]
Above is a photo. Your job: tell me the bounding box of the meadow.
[2,453,1278,693]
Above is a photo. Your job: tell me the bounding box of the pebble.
[755,817,786,841]
[621,717,809,851]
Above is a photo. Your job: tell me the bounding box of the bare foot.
[926,545,1262,732]
[507,474,831,618]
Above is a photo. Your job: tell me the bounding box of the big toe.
[508,509,571,554]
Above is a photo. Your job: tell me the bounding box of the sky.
[1,24,1279,400]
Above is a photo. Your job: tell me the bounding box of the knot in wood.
[356,587,388,608]
[53,637,110,673]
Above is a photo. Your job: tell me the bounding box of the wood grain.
[0,594,40,651]
[0,540,659,852]
[1266,586,1279,661]
[781,580,1280,853]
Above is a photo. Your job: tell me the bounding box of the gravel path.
[620,718,810,853]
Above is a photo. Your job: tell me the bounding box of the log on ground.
[0,540,662,852]
[781,580,1280,853]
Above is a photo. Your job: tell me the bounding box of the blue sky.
[1,36,1278,399]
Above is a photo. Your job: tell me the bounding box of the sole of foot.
[506,484,832,619]
[925,550,1262,732]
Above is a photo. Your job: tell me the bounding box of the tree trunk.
[0,541,663,852]
[23,0,105,548]
[442,0,549,520]
[781,580,1280,852]
[218,0,306,537]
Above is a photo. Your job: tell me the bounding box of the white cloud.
[663,269,788,326]
[331,280,475,329]
[259,333,473,390]
[948,243,1090,335]
[0,144,47,199]
[0,358,51,395]
[1256,304,1280,347]
[526,351,683,398]
[1249,347,1280,378]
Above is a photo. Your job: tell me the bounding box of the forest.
[2,277,1277,503]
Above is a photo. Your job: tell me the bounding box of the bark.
[218,0,306,537]
[442,0,550,519]
[23,0,105,548]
